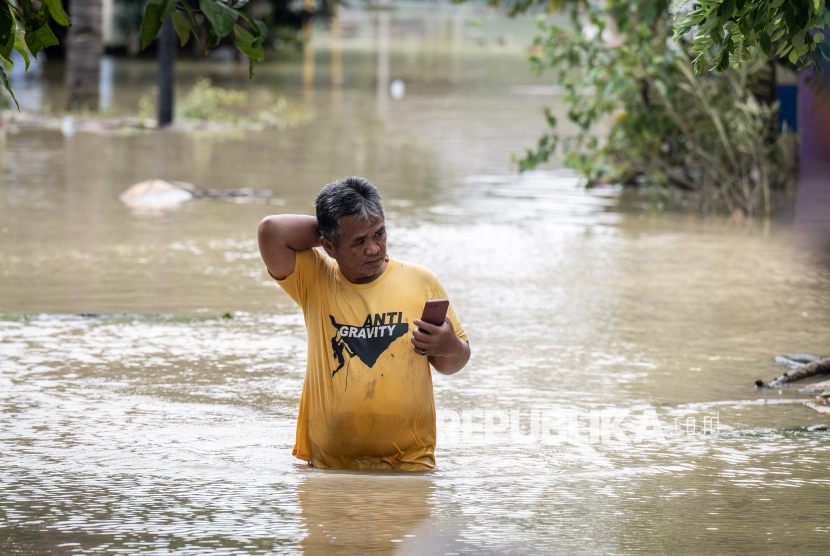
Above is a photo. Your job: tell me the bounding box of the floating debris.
[119,180,194,209]
[773,353,822,369]
[756,353,829,388]
[799,379,830,393]
[119,180,272,209]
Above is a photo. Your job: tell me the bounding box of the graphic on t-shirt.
[329,313,409,371]
[330,332,354,376]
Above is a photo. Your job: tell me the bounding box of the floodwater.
[3,4,830,555]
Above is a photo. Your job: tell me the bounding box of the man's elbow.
[258,215,281,243]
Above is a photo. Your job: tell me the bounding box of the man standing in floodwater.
[257,176,470,470]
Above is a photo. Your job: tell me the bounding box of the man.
[258,176,470,470]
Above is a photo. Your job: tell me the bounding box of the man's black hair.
[315,176,385,247]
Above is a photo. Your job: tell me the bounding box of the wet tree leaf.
[140,3,163,49]
[0,64,17,109]
[720,0,736,19]
[199,0,238,38]
[170,11,190,46]
[24,23,59,58]
[0,2,13,50]
[234,24,264,77]
[753,0,769,31]
[759,29,771,56]
[11,37,29,70]
[156,0,177,21]
[43,0,71,27]
[239,12,268,48]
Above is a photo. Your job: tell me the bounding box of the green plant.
[0,0,274,108]
[516,0,794,216]
[176,78,248,121]
[0,0,73,108]
[672,0,829,73]
[137,78,314,128]
[140,0,269,77]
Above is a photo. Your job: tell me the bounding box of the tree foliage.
[672,0,829,73]
[0,0,278,109]
[1,0,70,109]
[517,0,793,215]
[140,0,269,77]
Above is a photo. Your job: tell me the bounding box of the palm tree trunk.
[65,0,103,111]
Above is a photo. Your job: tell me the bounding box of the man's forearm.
[261,215,321,251]
[429,338,470,376]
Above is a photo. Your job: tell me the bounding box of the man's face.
[321,213,387,284]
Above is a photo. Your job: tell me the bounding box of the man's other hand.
[411,317,470,375]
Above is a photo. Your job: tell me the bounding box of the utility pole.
[158,18,176,126]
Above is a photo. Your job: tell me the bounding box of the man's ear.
[320,236,336,258]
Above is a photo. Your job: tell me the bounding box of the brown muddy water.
[2,4,830,555]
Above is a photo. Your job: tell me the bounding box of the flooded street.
[2,4,830,555]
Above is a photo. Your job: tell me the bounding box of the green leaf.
[24,23,59,58]
[759,29,772,55]
[234,24,263,77]
[0,11,12,67]
[717,46,731,71]
[199,0,238,39]
[788,48,799,63]
[153,0,177,21]
[44,0,71,27]
[178,3,202,39]
[753,1,769,31]
[825,9,830,26]
[13,37,29,70]
[0,64,17,110]
[720,0,736,19]
[170,11,190,46]
[140,3,163,49]
[0,3,13,50]
[771,28,786,41]
[792,31,805,50]
[238,12,268,48]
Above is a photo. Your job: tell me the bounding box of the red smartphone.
[419,299,449,331]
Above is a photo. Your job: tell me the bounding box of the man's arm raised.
[257,215,321,280]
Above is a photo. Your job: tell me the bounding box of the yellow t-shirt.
[270,248,467,471]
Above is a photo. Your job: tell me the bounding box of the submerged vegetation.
[139,78,313,129]
[1,79,313,134]
[511,0,798,216]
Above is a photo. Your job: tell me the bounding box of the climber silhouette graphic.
[331,332,354,377]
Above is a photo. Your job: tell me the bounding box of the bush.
[138,78,313,129]
[518,0,796,216]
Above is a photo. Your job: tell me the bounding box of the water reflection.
[377,12,391,115]
[299,472,432,555]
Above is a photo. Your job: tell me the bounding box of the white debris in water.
[390,79,406,100]
[60,116,75,137]
[119,179,194,209]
